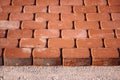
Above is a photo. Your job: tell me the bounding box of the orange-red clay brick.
[63,48,91,66]
[36,0,58,6]
[84,0,106,6]
[4,48,32,66]
[88,29,114,38]
[20,38,46,48]
[108,0,120,6]
[62,29,87,39]
[0,30,6,38]
[0,0,10,6]
[48,38,74,48]
[33,48,61,66]
[12,0,34,6]
[34,29,59,38]
[116,30,120,38]
[7,30,32,39]
[0,13,8,20]
[77,38,102,48]
[112,13,120,21]
[60,0,82,5]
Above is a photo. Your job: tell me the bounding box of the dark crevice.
[86,29,89,38]
[2,48,4,65]
[74,39,77,48]
[118,48,120,57]
[18,39,21,48]
[31,48,34,65]
[59,30,62,38]
[47,6,49,13]
[113,29,117,38]
[106,0,109,6]
[84,13,87,21]
[21,6,24,13]
[46,21,48,29]
[96,6,98,13]
[102,38,105,48]
[60,48,63,65]
[34,0,36,5]
[72,21,75,29]
[98,21,101,29]
[33,13,35,21]
[71,6,74,13]
[59,13,61,21]
[19,21,22,29]
[32,30,34,38]
[58,0,60,6]
[109,13,112,21]
[7,13,10,20]
[82,0,85,6]
[5,30,8,38]
[10,0,12,5]
[46,39,48,48]
[89,48,92,65]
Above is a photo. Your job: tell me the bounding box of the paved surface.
[0,66,120,80]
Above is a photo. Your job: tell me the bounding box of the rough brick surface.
[0,0,120,66]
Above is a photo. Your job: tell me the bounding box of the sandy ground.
[0,66,120,80]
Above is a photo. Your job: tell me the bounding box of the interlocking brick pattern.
[0,0,120,66]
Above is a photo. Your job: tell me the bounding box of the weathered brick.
[24,6,47,13]
[10,13,33,21]
[36,13,59,22]
[48,21,72,29]
[77,38,102,48]
[21,21,46,29]
[7,30,32,39]
[98,6,120,13]
[62,29,87,39]
[112,13,120,21]
[74,6,96,13]
[49,6,71,13]
[104,39,120,48]
[92,48,120,66]
[84,0,106,5]
[61,0,82,5]
[61,13,84,21]
[0,21,20,30]
[36,0,58,6]
[108,0,120,6]
[33,48,61,66]
[12,0,34,6]
[75,21,99,29]
[0,13,8,20]
[101,21,120,29]
[20,38,46,48]
[88,29,114,38]
[1,6,22,13]
[0,30,6,38]
[34,29,59,38]
[86,13,110,21]
[48,38,74,48]
[116,29,120,38]
[63,48,91,66]
[0,0,10,6]
[4,48,32,66]
[0,38,18,48]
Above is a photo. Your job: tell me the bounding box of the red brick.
[98,6,120,13]
[0,13,8,20]
[84,0,106,5]
[75,21,99,29]
[0,0,10,6]
[21,21,46,29]
[74,6,96,13]
[0,38,18,48]
[33,48,61,66]
[49,6,71,13]
[101,21,120,29]
[36,0,58,6]
[116,30,120,38]
[86,13,110,21]
[88,29,114,38]
[63,48,91,66]
[48,21,72,29]
[0,21,20,30]
[36,13,59,22]
[1,6,22,13]
[10,13,33,21]
[48,38,74,48]
[0,30,6,38]
[92,48,120,66]
[61,13,84,21]
[61,0,82,5]
[24,6,47,13]
[112,13,120,21]
[104,39,120,48]
[7,30,32,39]
[108,0,120,6]
[62,29,87,39]
[12,0,34,6]
[34,29,59,38]
[77,38,102,48]
[20,38,46,48]
[4,48,32,66]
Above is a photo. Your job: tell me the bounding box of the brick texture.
[0,0,120,66]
